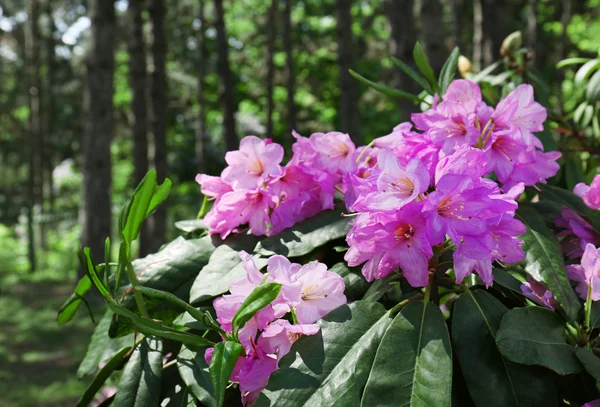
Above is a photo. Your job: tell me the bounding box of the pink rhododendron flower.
[575,175,600,210]
[567,243,600,301]
[520,275,559,311]
[555,207,600,259]
[222,136,284,190]
[583,400,600,407]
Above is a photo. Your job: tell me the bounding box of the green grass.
[0,266,104,407]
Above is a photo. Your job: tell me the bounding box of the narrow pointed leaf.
[231,283,282,332]
[587,70,600,103]
[391,57,432,93]
[413,42,440,93]
[439,47,460,94]
[210,341,244,407]
[516,203,580,322]
[556,57,590,68]
[575,59,600,85]
[452,290,557,407]
[496,307,582,375]
[57,274,92,325]
[361,301,452,407]
[349,69,422,103]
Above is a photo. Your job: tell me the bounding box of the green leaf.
[175,219,208,233]
[329,262,369,299]
[78,310,135,378]
[452,290,557,407]
[258,301,393,406]
[232,283,282,332]
[177,345,216,407]
[57,274,92,325]
[496,307,582,375]
[587,70,600,103]
[361,301,452,407]
[113,337,163,407]
[591,302,600,328]
[190,234,263,304]
[135,286,208,325]
[575,59,600,85]
[254,208,351,257]
[349,69,423,103]
[439,47,460,94]
[556,57,591,69]
[76,346,132,407]
[413,42,440,93]
[209,341,244,407]
[565,153,586,191]
[516,203,580,322]
[537,184,600,232]
[81,248,111,299]
[470,60,502,83]
[492,268,524,294]
[391,57,432,94]
[575,348,600,380]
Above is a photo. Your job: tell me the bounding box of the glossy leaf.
[231,283,282,332]
[576,348,600,380]
[591,302,600,328]
[587,70,600,103]
[349,69,422,103]
[177,345,216,407]
[258,301,393,406]
[329,262,369,299]
[537,184,600,231]
[57,274,92,325]
[575,59,600,85]
[254,208,351,257]
[516,204,580,322]
[496,307,582,375]
[452,290,556,407]
[391,57,432,94]
[175,219,208,233]
[361,301,452,407]
[492,268,524,295]
[439,46,460,94]
[413,42,440,93]
[76,346,132,407]
[135,286,207,324]
[209,341,244,407]
[113,337,164,407]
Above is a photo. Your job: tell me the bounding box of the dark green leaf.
[57,274,92,325]
[113,337,163,407]
[452,290,557,407]
[391,57,432,94]
[135,286,207,324]
[76,346,132,407]
[439,47,460,94]
[496,307,582,375]
[329,262,369,299]
[576,348,600,380]
[232,283,282,332]
[254,208,351,257]
[516,203,580,322]
[537,184,600,232]
[413,42,440,93]
[209,341,244,407]
[565,153,586,191]
[361,301,452,407]
[349,69,422,103]
[492,268,524,294]
[147,178,172,217]
[105,237,111,289]
[78,310,135,378]
[587,70,600,103]
[591,302,600,328]
[258,301,393,406]
[177,345,216,407]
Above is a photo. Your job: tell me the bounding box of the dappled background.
[0,0,599,405]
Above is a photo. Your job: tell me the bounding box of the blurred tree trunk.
[44,0,56,213]
[265,0,277,141]
[559,0,572,61]
[474,0,510,69]
[448,0,461,50]
[82,0,115,275]
[214,0,238,151]
[418,0,446,73]
[335,0,361,144]
[385,0,417,118]
[282,0,296,145]
[196,0,206,173]
[526,0,537,68]
[129,0,151,255]
[473,0,484,69]
[150,0,168,253]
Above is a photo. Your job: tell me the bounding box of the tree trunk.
[149,0,168,253]
[196,0,207,173]
[448,0,461,50]
[265,0,277,141]
[44,0,56,213]
[214,0,238,151]
[384,0,417,118]
[526,0,537,68]
[473,0,484,70]
[335,0,361,144]
[282,0,296,145]
[418,0,446,73]
[82,0,115,274]
[129,0,151,256]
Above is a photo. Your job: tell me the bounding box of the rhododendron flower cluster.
[554,207,600,259]
[196,133,357,238]
[206,251,346,406]
[345,80,559,287]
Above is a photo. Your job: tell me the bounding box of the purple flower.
[520,275,559,311]
[583,400,600,407]
[222,136,284,190]
[575,174,600,210]
[555,207,600,259]
[434,145,488,184]
[567,243,600,301]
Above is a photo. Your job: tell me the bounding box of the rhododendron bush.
[60,44,600,407]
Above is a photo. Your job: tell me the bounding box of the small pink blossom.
[567,243,600,301]
[575,175,600,210]
[554,207,600,259]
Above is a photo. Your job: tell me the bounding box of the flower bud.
[458,56,473,78]
[500,31,522,57]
